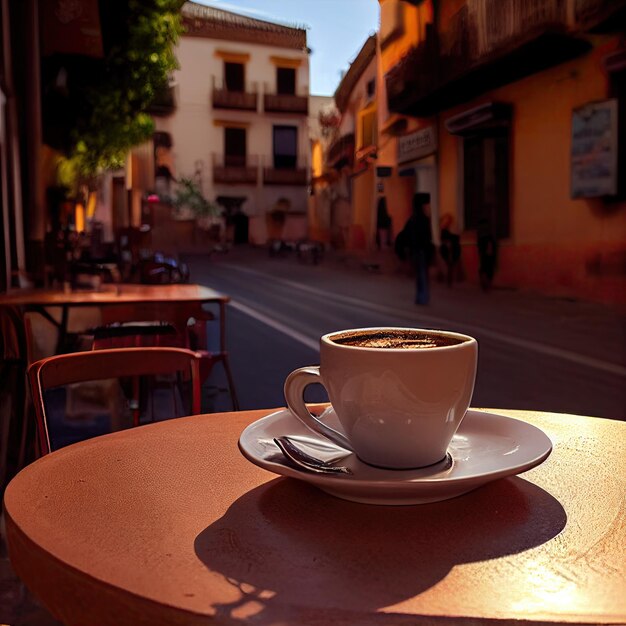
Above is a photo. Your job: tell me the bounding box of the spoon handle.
[274,437,352,475]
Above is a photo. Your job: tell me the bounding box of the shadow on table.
[195,475,567,624]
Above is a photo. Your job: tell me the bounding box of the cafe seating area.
[0,233,238,482]
[2,247,626,625]
[28,347,203,456]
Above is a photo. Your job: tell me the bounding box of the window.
[463,130,510,238]
[273,126,297,169]
[276,67,296,95]
[366,78,376,99]
[359,109,377,149]
[224,62,244,92]
[224,127,246,167]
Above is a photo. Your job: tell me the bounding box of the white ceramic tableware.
[238,407,553,505]
[284,327,478,469]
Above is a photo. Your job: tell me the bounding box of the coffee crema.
[330,329,465,349]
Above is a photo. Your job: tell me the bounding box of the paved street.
[188,246,626,421]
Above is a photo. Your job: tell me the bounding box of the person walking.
[397,193,434,305]
[439,213,462,287]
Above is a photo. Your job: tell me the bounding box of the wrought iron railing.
[262,155,308,186]
[386,0,574,114]
[212,154,258,185]
[263,92,308,114]
[327,133,355,169]
[211,78,258,111]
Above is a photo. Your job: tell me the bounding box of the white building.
[152,2,311,244]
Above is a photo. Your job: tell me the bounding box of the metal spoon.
[273,437,352,475]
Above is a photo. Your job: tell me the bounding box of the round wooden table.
[3,408,626,625]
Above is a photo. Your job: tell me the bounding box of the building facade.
[327,36,379,252]
[308,94,336,244]
[153,2,310,245]
[380,0,626,305]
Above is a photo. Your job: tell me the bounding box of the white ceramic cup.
[284,327,478,469]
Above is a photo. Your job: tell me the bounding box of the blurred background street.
[193,247,626,420]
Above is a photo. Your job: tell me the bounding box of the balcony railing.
[263,156,308,185]
[212,154,258,185]
[386,0,590,116]
[211,78,258,111]
[263,91,308,114]
[148,83,178,116]
[327,133,355,169]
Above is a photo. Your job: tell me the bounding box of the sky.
[194,0,380,96]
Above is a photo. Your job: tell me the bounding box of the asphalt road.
[187,247,626,421]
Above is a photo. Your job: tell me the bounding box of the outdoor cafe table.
[0,283,232,483]
[3,408,626,626]
[0,283,230,354]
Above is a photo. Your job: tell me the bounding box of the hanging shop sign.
[571,99,618,198]
[397,126,437,164]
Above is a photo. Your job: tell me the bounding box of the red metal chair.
[27,347,202,456]
[91,302,239,410]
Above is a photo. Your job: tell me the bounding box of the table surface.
[0,283,229,306]
[4,408,626,626]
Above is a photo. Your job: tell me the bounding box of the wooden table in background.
[0,283,232,484]
[3,408,626,626]
[0,283,230,354]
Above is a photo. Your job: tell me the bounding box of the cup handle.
[284,366,354,451]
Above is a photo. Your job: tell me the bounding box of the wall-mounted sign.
[398,126,437,163]
[571,99,618,198]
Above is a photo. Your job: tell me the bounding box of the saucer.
[238,408,552,505]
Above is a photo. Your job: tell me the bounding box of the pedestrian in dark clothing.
[397,193,433,305]
[477,217,497,291]
[439,213,462,287]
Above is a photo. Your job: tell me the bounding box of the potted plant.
[172,177,220,228]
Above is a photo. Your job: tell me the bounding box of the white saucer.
[238,408,552,505]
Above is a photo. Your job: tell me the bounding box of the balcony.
[148,83,177,116]
[263,92,308,115]
[327,133,355,170]
[212,154,258,185]
[386,0,591,117]
[212,79,258,111]
[263,157,308,186]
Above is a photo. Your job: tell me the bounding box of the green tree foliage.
[172,177,220,219]
[47,0,184,189]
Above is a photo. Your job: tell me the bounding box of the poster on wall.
[571,99,618,198]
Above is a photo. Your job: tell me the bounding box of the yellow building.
[381,0,626,305]
[329,36,379,251]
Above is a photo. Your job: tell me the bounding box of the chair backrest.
[28,347,202,456]
[98,302,214,348]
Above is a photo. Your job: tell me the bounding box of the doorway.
[412,158,439,244]
[463,131,510,239]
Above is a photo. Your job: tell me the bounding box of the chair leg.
[221,355,239,411]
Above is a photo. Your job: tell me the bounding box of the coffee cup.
[284,327,478,469]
